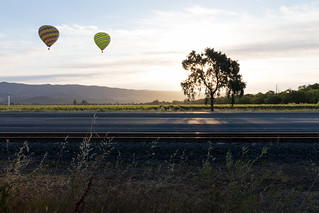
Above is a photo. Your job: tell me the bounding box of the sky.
[1,0,319,95]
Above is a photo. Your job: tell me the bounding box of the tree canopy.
[203,83,319,105]
[181,48,246,111]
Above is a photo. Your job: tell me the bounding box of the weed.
[0,185,10,213]
[1,138,319,212]
[199,146,310,212]
[73,175,94,213]
[5,141,31,175]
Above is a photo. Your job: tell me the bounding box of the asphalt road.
[0,112,319,133]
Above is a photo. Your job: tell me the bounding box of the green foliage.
[193,83,319,105]
[237,83,319,104]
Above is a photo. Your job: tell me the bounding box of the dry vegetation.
[1,137,319,212]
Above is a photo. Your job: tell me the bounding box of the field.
[1,139,319,212]
[0,104,319,112]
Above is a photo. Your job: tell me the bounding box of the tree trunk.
[231,94,235,108]
[210,92,214,112]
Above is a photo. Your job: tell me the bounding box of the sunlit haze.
[1,0,319,94]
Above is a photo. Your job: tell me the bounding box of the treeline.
[146,83,319,105]
[215,83,319,105]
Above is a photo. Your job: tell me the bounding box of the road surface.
[0,112,319,133]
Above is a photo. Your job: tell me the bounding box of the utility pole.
[8,95,10,106]
[276,85,278,94]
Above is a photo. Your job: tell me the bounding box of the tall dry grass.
[1,135,319,212]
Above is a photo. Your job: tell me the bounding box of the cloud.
[1,73,100,82]
[1,3,319,92]
[136,4,319,60]
[279,3,319,22]
[229,40,319,60]
[58,58,178,70]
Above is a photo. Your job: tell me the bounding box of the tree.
[81,100,89,105]
[264,91,281,104]
[225,61,246,107]
[181,48,245,111]
[252,92,267,104]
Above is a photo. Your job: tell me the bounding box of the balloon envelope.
[38,25,59,50]
[94,32,111,52]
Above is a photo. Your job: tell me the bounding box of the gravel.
[1,139,319,165]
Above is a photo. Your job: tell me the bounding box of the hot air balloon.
[38,25,59,50]
[94,32,111,53]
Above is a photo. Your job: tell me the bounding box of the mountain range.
[0,82,185,104]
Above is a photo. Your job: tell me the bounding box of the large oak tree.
[181,48,246,111]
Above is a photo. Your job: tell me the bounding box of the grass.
[0,103,319,112]
[1,136,319,212]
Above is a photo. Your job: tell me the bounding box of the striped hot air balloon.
[38,25,59,50]
[94,32,111,53]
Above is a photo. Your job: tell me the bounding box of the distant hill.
[0,82,185,104]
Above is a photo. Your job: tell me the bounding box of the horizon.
[0,81,315,96]
[1,0,319,94]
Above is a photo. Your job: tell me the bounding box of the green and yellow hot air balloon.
[94,32,111,53]
[38,25,59,50]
